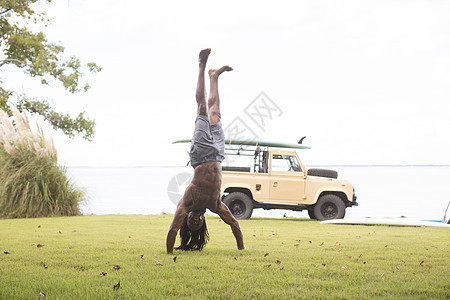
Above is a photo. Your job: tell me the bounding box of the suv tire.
[223,192,253,220]
[307,168,338,179]
[313,194,346,220]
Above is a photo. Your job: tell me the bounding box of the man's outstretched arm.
[217,203,244,250]
[166,203,187,254]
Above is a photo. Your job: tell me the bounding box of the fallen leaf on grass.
[100,272,107,277]
[113,281,121,291]
[264,253,269,257]
[156,261,163,266]
[4,251,11,254]
[58,231,62,234]
[319,242,324,246]
[359,254,363,258]
[173,256,177,262]
[113,265,121,270]
[419,260,424,266]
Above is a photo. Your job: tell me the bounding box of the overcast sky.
[7,0,450,166]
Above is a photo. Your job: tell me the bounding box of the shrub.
[0,107,83,218]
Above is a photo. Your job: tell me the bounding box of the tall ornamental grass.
[0,106,83,218]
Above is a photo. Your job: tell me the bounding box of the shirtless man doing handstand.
[166,49,244,254]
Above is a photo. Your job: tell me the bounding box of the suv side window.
[272,154,302,172]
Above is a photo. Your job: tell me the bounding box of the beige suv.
[221,146,357,220]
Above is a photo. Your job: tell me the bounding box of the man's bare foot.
[199,48,211,66]
[208,65,233,78]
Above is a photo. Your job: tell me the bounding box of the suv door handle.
[273,182,278,187]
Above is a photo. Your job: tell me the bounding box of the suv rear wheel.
[313,194,346,220]
[223,192,253,220]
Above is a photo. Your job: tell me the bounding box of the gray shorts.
[189,115,225,168]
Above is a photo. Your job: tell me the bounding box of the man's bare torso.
[185,161,222,213]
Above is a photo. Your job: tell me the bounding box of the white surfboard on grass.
[320,218,450,228]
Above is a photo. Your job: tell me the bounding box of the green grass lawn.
[0,215,448,299]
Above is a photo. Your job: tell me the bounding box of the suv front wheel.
[313,194,346,220]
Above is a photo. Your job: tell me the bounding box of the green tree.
[0,0,101,141]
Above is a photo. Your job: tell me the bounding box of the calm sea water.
[69,166,450,221]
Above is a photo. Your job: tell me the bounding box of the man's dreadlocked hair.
[176,215,210,251]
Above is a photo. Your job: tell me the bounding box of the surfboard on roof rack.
[173,139,311,150]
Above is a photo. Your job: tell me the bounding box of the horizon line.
[66,164,450,168]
